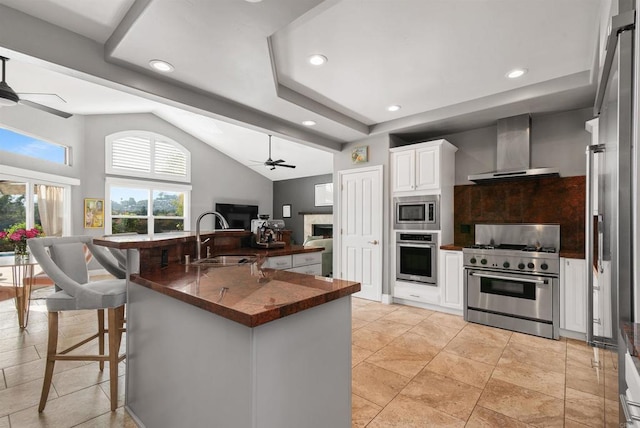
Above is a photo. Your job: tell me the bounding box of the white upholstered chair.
[28,236,127,412]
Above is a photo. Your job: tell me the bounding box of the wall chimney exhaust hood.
[467,114,559,183]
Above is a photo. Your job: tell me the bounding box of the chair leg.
[107,306,124,411]
[39,311,59,412]
[97,309,105,371]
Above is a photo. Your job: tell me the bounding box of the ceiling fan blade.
[272,159,285,164]
[19,99,72,119]
[275,164,296,169]
[17,93,68,103]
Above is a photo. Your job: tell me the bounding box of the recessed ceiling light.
[302,120,317,126]
[308,54,327,66]
[149,59,174,73]
[506,68,527,79]
[387,105,401,112]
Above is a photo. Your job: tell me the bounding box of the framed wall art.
[84,198,105,229]
[351,146,368,164]
[315,183,333,206]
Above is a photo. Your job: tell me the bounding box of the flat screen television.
[214,203,259,230]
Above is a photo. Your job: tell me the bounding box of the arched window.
[106,131,190,182]
[104,131,191,234]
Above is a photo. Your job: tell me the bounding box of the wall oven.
[393,195,439,230]
[396,232,437,285]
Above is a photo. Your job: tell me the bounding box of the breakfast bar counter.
[132,262,359,327]
[94,232,358,428]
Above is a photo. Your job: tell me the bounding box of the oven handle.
[469,272,548,285]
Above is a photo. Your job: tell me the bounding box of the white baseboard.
[559,329,587,342]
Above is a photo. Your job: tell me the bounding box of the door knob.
[368,240,379,245]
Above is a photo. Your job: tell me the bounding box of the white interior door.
[338,166,382,301]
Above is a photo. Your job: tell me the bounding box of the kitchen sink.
[190,255,258,267]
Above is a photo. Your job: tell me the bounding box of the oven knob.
[541,263,549,270]
[503,262,510,268]
[480,259,487,265]
[470,257,477,264]
[518,263,525,269]
[527,262,535,269]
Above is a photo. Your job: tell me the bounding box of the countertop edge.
[130,271,360,328]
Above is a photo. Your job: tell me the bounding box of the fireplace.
[302,213,333,239]
[312,224,333,238]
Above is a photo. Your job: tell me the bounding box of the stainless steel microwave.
[393,195,440,230]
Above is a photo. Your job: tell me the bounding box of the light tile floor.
[0,294,618,427]
[351,298,619,427]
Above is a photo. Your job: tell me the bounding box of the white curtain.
[36,185,64,236]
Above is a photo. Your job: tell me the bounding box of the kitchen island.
[94,232,359,428]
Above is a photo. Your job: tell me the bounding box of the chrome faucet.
[195,211,230,260]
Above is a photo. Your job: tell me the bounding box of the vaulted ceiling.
[0,0,604,180]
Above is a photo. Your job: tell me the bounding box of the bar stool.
[28,236,126,412]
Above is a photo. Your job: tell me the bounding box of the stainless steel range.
[463,224,560,340]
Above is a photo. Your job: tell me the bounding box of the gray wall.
[332,108,594,296]
[83,113,273,235]
[0,108,273,236]
[0,104,86,231]
[273,174,333,245]
[417,107,594,185]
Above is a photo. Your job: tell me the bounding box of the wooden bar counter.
[94,231,359,428]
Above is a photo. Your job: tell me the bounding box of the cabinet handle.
[368,240,379,245]
[409,294,421,298]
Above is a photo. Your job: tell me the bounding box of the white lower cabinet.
[440,250,464,310]
[560,257,587,334]
[262,255,292,270]
[263,252,322,276]
[393,281,440,305]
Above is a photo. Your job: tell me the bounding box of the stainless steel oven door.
[465,269,556,322]
[396,242,436,285]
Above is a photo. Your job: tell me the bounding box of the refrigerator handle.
[586,145,594,345]
[597,214,604,273]
[585,143,604,345]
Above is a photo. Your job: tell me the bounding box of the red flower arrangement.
[0,223,44,256]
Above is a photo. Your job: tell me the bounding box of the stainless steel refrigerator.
[586,0,638,423]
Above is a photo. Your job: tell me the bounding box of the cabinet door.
[392,150,416,192]
[440,250,463,310]
[561,258,587,333]
[415,147,439,191]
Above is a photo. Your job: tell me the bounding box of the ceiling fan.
[0,56,72,119]
[253,135,296,170]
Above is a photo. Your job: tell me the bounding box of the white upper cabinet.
[392,150,416,192]
[390,139,457,194]
[415,147,439,191]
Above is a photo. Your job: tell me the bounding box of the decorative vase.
[14,242,29,261]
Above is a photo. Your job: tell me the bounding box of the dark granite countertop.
[131,262,359,328]
[440,244,463,251]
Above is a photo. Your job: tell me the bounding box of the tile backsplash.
[454,176,585,254]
